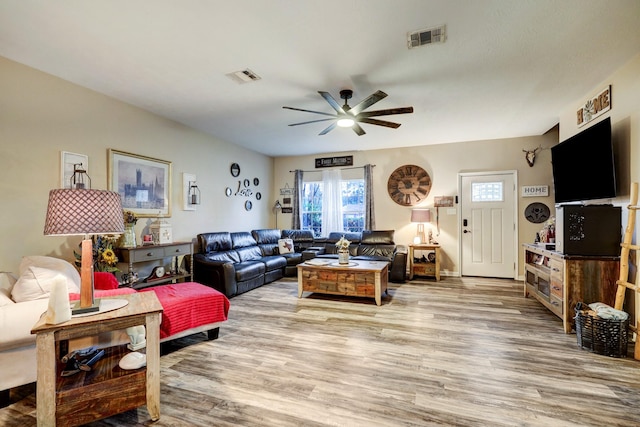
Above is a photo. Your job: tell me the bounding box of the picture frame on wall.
[108,149,172,217]
[60,151,89,189]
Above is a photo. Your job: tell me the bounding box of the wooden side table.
[409,243,441,281]
[31,292,163,426]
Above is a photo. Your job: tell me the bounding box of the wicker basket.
[574,303,629,358]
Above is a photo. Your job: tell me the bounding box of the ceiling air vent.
[226,68,262,84]
[407,25,446,49]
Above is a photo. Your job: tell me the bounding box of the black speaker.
[555,205,621,256]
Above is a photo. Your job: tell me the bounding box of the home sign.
[577,85,611,127]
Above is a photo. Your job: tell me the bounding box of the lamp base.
[72,298,129,318]
[71,301,100,315]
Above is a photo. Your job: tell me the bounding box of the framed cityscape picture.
[108,149,172,217]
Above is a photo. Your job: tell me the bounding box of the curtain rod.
[289,165,376,173]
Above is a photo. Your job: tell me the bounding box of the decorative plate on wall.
[524,202,550,223]
[387,164,432,206]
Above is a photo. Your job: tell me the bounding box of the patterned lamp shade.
[44,189,125,236]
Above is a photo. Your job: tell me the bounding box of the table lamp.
[44,188,124,314]
[410,208,431,244]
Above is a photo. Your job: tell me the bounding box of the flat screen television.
[550,117,616,204]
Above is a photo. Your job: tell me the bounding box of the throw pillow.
[0,272,16,307]
[278,238,294,254]
[19,256,81,294]
[94,272,119,290]
[11,267,67,302]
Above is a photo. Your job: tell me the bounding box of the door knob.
[463,229,471,233]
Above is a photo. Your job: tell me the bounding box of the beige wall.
[0,56,273,273]
[274,129,559,277]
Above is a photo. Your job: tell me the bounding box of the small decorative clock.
[387,164,432,206]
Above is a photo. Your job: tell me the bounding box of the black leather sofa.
[193,231,286,298]
[193,229,407,298]
[279,229,316,275]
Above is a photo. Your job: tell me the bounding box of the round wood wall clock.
[387,164,432,206]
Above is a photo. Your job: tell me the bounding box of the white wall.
[0,56,273,273]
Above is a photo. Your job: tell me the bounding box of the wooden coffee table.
[297,260,388,305]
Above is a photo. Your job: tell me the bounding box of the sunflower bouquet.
[74,235,120,273]
[123,210,138,225]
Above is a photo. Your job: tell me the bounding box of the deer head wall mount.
[523,146,542,167]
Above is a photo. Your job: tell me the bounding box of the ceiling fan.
[283,89,413,136]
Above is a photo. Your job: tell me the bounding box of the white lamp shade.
[44,189,125,236]
[411,208,431,223]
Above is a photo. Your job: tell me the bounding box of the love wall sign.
[577,85,611,127]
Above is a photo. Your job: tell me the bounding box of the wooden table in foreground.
[31,292,163,427]
[297,260,388,305]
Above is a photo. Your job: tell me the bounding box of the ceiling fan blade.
[357,106,414,118]
[352,122,366,136]
[288,118,336,127]
[358,118,401,129]
[318,91,346,114]
[319,122,337,135]
[349,90,387,115]
[283,106,336,117]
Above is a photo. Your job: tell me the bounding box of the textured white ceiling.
[1,1,639,157]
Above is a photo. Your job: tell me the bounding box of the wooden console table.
[297,260,388,305]
[409,243,441,280]
[117,241,193,289]
[31,292,163,426]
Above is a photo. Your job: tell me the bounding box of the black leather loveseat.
[193,231,286,298]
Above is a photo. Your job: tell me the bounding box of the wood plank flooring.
[1,276,639,426]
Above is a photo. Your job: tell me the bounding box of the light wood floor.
[1,276,639,426]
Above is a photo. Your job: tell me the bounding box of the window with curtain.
[301,179,365,237]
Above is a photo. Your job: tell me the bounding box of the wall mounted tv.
[551,117,616,204]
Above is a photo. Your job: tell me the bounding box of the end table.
[409,243,441,281]
[31,292,163,426]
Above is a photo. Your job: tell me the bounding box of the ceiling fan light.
[337,118,355,128]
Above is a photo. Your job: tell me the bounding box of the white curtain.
[321,169,344,236]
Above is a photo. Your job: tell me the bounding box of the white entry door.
[459,171,517,278]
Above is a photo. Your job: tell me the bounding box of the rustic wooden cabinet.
[409,244,441,281]
[523,243,619,333]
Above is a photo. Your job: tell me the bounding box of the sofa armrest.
[0,299,49,351]
[193,256,238,297]
[389,248,407,283]
[302,246,325,261]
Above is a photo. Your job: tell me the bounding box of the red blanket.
[139,282,230,339]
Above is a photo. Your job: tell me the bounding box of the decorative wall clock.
[387,164,432,206]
